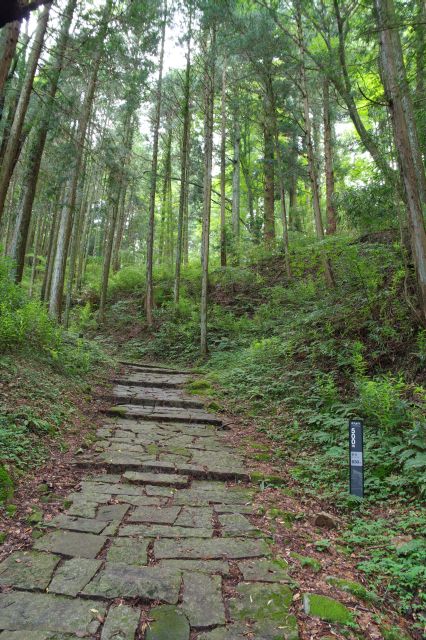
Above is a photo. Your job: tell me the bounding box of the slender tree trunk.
[112,184,128,273]
[28,212,42,297]
[0,21,20,107]
[99,176,120,324]
[41,184,62,302]
[263,98,275,244]
[146,2,166,326]
[297,7,334,287]
[174,3,192,301]
[323,78,337,234]
[173,13,192,299]
[200,28,216,356]
[0,5,50,223]
[8,0,76,282]
[159,130,172,264]
[232,117,241,246]
[274,130,291,277]
[375,0,426,322]
[219,59,227,267]
[49,2,109,321]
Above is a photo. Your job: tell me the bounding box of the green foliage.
[335,180,398,233]
[0,466,13,504]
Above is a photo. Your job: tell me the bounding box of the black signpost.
[349,419,364,498]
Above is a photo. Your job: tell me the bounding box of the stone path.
[0,363,299,639]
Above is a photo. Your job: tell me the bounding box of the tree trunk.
[159,129,172,264]
[0,21,20,104]
[323,78,337,234]
[297,6,334,287]
[0,5,50,223]
[219,59,227,267]
[200,27,216,356]
[99,174,121,324]
[263,100,275,244]
[274,130,291,277]
[173,8,192,300]
[28,212,42,297]
[48,1,110,321]
[8,0,76,283]
[41,184,62,302]
[375,0,426,322]
[232,117,241,246]
[146,2,166,326]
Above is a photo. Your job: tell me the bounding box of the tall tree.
[145,1,166,326]
[0,4,50,223]
[49,0,111,320]
[200,26,216,356]
[375,0,426,322]
[8,0,77,283]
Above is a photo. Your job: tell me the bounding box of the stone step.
[111,376,188,389]
[104,404,223,426]
[76,456,250,482]
[106,385,205,409]
[120,361,190,374]
[123,471,190,487]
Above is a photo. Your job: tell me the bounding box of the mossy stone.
[145,605,189,640]
[326,576,379,603]
[229,582,298,639]
[303,593,355,625]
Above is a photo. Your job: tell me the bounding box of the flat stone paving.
[0,363,299,639]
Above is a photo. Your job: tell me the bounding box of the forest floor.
[0,360,416,640]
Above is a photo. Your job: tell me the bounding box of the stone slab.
[34,531,107,559]
[145,605,190,640]
[48,558,102,596]
[48,515,107,534]
[0,551,60,591]
[118,524,213,539]
[175,507,213,528]
[101,604,140,640]
[128,506,180,524]
[96,504,130,521]
[106,538,149,566]
[181,572,225,627]
[158,559,230,576]
[219,513,258,536]
[229,582,298,640]
[0,591,106,635]
[154,538,269,560]
[82,563,181,603]
[238,558,290,583]
[197,624,255,640]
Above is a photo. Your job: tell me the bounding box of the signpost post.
[349,419,364,498]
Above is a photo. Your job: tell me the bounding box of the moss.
[253,452,271,461]
[108,406,128,416]
[0,532,7,544]
[147,444,160,455]
[0,466,14,504]
[5,504,17,517]
[207,401,221,412]
[291,552,322,573]
[269,508,297,528]
[303,593,355,625]
[26,508,43,525]
[326,576,380,603]
[186,379,213,395]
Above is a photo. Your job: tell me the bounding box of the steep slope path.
[0,362,299,639]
